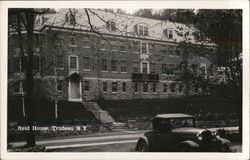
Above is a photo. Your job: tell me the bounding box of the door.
[70,80,81,99]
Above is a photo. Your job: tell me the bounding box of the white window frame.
[111,60,118,73]
[82,36,91,49]
[140,42,148,54]
[68,55,79,70]
[101,59,108,72]
[120,61,127,73]
[138,25,149,36]
[83,57,90,71]
[141,61,149,74]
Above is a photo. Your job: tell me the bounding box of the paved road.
[10,130,145,150]
[9,127,240,152]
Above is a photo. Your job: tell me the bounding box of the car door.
[153,130,180,151]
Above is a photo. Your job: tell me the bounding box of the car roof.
[154,113,195,119]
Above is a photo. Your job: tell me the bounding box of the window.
[143,83,148,92]
[200,64,207,75]
[142,62,148,74]
[101,59,108,71]
[167,64,175,75]
[69,36,76,46]
[144,26,148,36]
[69,56,78,69]
[132,41,140,53]
[134,83,138,92]
[136,25,149,36]
[100,40,106,50]
[141,43,147,54]
[160,45,167,55]
[120,61,127,73]
[103,82,107,92]
[57,80,63,91]
[162,64,167,74]
[168,29,173,39]
[119,41,127,52]
[132,62,139,73]
[111,60,118,72]
[110,41,117,51]
[84,80,90,91]
[150,63,155,73]
[112,82,118,92]
[106,20,116,31]
[170,83,176,93]
[83,57,90,70]
[33,55,40,71]
[176,48,181,56]
[56,55,63,68]
[178,84,183,93]
[152,83,157,92]
[164,28,174,39]
[163,84,168,93]
[168,46,174,56]
[83,36,90,48]
[148,43,154,54]
[122,83,126,92]
[139,26,143,35]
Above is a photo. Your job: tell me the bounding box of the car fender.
[135,136,150,151]
[180,140,200,149]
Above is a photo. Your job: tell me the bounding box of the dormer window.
[134,24,149,36]
[164,28,174,39]
[106,20,116,31]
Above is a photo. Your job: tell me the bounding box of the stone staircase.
[83,102,114,123]
[82,102,127,130]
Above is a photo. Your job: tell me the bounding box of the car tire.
[138,140,149,152]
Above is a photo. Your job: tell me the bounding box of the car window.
[170,118,194,128]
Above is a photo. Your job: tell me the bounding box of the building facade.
[8,9,218,101]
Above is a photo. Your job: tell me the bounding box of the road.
[9,128,241,152]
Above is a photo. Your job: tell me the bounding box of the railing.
[132,73,159,82]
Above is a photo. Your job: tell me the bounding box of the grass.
[8,96,97,123]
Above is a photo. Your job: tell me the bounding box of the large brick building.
[8,9,218,102]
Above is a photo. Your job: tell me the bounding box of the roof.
[154,113,195,119]
[37,9,203,44]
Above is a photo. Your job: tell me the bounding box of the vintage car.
[135,113,230,152]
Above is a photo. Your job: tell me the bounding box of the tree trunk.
[24,9,36,147]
